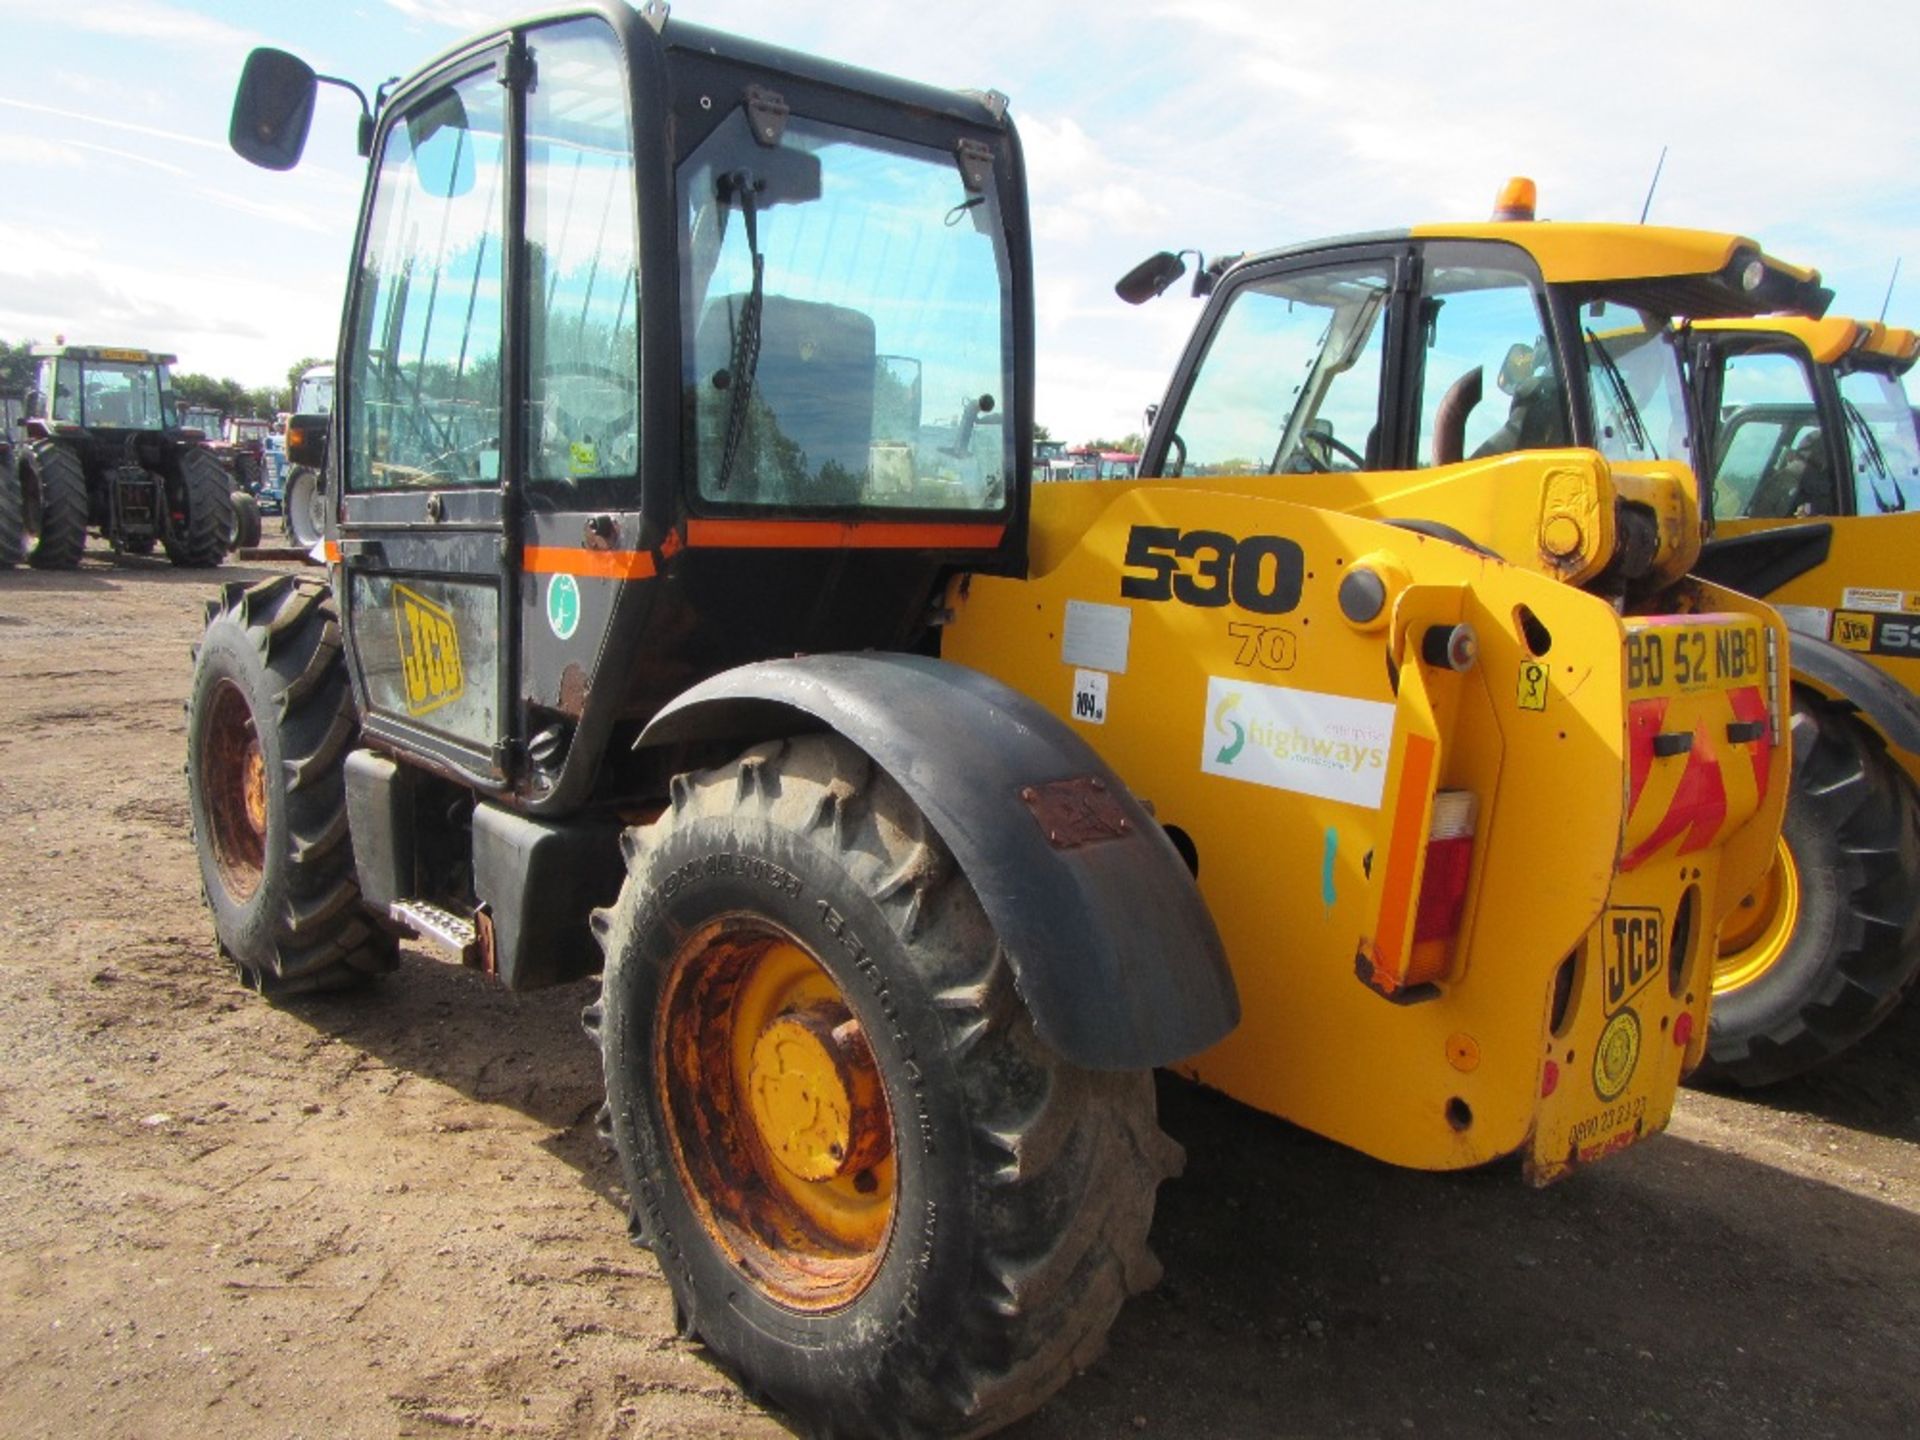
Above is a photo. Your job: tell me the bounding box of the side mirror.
[286,412,330,469]
[1115,251,1188,306]
[231,48,318,171]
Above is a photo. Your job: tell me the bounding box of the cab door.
[336,46,520,784]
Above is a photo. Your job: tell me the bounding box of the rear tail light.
[1406,790,1479,987]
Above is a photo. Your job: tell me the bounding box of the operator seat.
[1745,430,1830,518]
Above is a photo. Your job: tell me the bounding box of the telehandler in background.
[1680,314,1920,1084]
[1118,179,1919,1090]
[201,15,1788,1437]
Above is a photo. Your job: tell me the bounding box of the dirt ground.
[2,549,1918,1440]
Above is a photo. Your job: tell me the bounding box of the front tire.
[1702,694,1920,1086]
[164,448,235,568]
[0,459,24,566]
[590,735,1178,1438]
[186,575,396,995]
[23,442,88,569]
[284,466,325,548]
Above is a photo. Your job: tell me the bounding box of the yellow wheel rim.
[655,916,896,1311]
[1713,838,1800,995]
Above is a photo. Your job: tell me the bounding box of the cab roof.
[29,344,178,365]
[1692,313,1920,370]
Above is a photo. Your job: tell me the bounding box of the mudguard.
[636,653,1240,1071]
[1790,632,1920,757]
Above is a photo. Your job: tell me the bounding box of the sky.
[0,0,1915,443]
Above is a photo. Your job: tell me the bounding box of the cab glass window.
[681,112,1012,512]
[1836,366,1918,514]
[525,19,639,496]
[47,361,78,423]
[1166,261,1390,476]
[1580,300,1688,465]
[348,68,506,492]
[1415,257,1563,466]
[1710,351,1829,519]
[78,361,173,429]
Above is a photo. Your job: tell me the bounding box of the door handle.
[426,493,445,521]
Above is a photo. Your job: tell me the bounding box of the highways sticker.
[546,573,581,641]
[1593,1008,1642,1102]
[1201,677,1394,808]
[1070,668,1109,725]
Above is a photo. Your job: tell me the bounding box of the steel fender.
[636,653,1240,1070]
[1789,632,1920,756]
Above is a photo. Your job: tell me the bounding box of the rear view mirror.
[231,48,318,171]
[408,88,477,200]
[286,412,330,469]
[1115,251,1187,306]
[720,146,823,211]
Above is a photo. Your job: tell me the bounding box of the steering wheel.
[1299,428,1365,472]
[537,361,639,464]
[1166,432,1187,478]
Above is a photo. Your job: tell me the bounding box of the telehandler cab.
[1117,179,1911,1091]
[200,19,1787,1438]
[1680,314,1920,1083]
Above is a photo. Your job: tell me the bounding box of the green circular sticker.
[546,573,581,641]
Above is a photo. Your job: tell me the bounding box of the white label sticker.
[1062,600,1131,674]
[1775,604,1831,639]
[1071,669,1109,725]
[1842,587,1906,614]
[1201,676,1396,809]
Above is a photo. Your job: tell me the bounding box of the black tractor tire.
[163,448,235,568]
[0,460,24,567]
[229,491,263,551]
[1700,693,1920,1087]
[284,465,326,548]
[588,734,1180,1439]
[186,574,397,996]
[23,442,88,570]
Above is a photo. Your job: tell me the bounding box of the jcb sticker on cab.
[1833,610,1920,660]
[394,583,465,716]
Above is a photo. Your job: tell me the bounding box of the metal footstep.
[389,899,480,963]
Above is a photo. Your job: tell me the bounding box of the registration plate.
[1626,618,1767,697]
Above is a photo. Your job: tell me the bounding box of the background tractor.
[281,361,332,547]
[1683,314,1920,1084]
[11,344,234,567]
[201,17,1787,1439]
[1118,180,1916,1090]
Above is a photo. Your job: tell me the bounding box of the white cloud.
[0,0,260,53]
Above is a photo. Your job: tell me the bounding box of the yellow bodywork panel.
[1407,222,1818,288]
[1716,512,1920,791]
[943,477,1789,1178]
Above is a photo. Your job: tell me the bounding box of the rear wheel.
[284,466,325,548]
[23,442,88,569]
[589,735,1178,1438]
[186,574,396,995]
[163,449,234,568]
[229,491,263,550]
[1702,695,1920,1086]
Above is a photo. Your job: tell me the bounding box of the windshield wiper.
[1842,399,1906,513]
[1585,328,1651,455]
[713,169,766,494]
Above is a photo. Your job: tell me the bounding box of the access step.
[389,899,480,964]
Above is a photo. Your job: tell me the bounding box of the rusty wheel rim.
[202,678,267,904]
[655,916,897,1311]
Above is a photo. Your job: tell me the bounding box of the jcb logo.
[1605,907,1663,1013]
[395,584,465,716]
